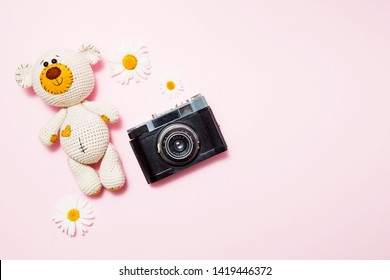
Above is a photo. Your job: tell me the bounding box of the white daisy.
[109,43,151,85]
[159,74,184,99]
[52,196,95,237]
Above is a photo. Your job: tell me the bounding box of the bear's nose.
[46,67,61,80]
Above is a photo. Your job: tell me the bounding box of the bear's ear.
[79,44,101,65]
[15,64,33,88]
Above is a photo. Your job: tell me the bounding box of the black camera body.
[127,95,227,184]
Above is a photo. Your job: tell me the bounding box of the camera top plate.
[127,94,208,140]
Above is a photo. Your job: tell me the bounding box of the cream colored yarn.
[15,44,125,195]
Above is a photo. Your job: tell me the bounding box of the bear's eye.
[51,58,57,64]
[43,61,49,67]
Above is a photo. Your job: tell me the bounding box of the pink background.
[1,0,390,259]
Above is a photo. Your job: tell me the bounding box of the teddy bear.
[15,44,125,195]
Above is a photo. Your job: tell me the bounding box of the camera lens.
[157,124,200,166]
[173,140,186,152]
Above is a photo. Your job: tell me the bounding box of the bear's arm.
[82,100,119,124]
[38,108,67,146]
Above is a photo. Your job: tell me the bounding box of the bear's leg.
[68,157,102,195]
[100,143,125,191]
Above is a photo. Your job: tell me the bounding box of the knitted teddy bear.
[15,44,125,195]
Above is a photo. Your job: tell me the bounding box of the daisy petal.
[124,71,134,84]
[77,197,89,210]
[79,211,95,219]
[76,220,88,234]
[81,207,94,216]
[79,218,93,226]
[135,69,147,80]
[52,213,67,223]
[63,220,71,233]
[134,74,140,83]
[110,62,125,74]
[68,222,76,236]
[57,220,66,229]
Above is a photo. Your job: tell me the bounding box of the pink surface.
[1,0,390,259]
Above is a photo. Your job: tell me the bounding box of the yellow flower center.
[166,81,175,91]
[122,54,138,70]
[67,209,80,222]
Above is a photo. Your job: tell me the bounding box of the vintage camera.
[127,94,228,183]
